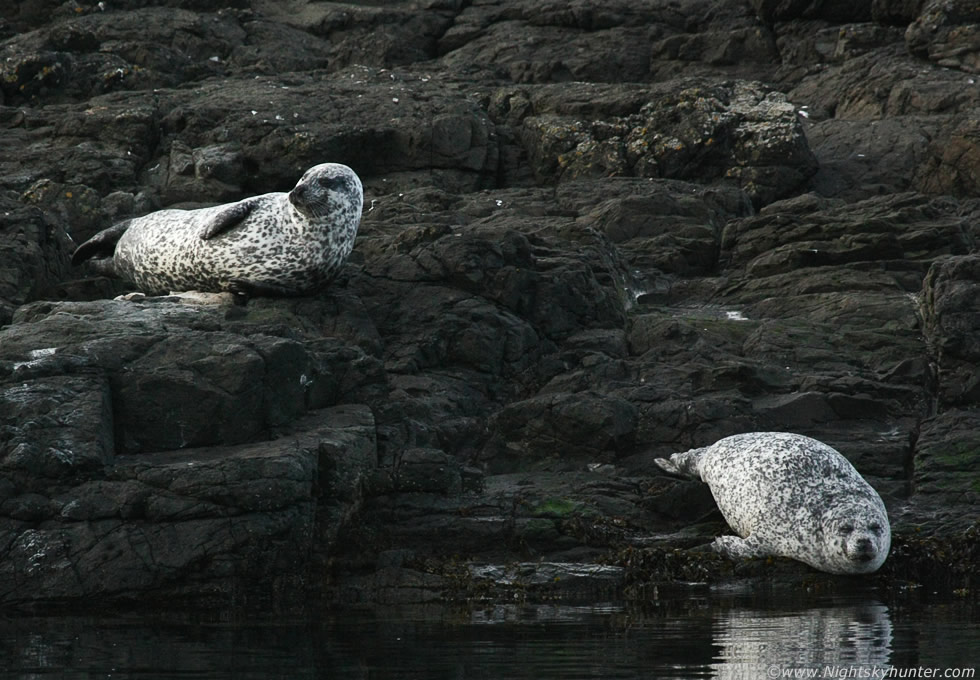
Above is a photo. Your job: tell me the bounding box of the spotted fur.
[655,432,891,574]
[72,163,363,297]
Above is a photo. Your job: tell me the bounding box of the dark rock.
[22,179,106,245]
[804,117,938,201]
[483,392,638,471]
[0,191,74,324]
[720,192,972,276]
[913,410,980,507]
[0,374,113,480]
[873,0,927,25]
[751,0,871,23]
[439,0,777,83]
[149,69,498,197]
[914,114,980,197]
[0,405,376,608]
[467,561,624,594]
[559,178,751,275]
[393,448,463,495]
[906,0,980,73]
[788,45,980,120]
[922,254,980,405]
[516,80,816,206]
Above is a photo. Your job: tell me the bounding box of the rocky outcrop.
[905,0,980,73]
[0,406,376,608]
[512,80,816,206]
[1,0,978,609]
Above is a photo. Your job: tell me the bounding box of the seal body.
[655,432,890,574]
[72,163,362,297]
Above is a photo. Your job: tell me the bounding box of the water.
[1,592,977,679]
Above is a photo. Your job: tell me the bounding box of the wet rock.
[21,179,106,245]
[439,0,776,83]
[913,114,980,197]
[467,561,624,595]
[751,0,871,23]
[0,405,375,608]
[0,191,74,324]
[788,45,980,120]
[873,0,927,25]
[0,93,160,196]
[147,69,497,198]
[0,375,113,480]
[162,140,245,204]
[517,80,816,206]
[558,177,752,275]
[266,0,458,70]
[921,254,980,405]
[484,392,637,472]
[0,8,239,104]
[0,50,70,102]
[913,410,980,506]
[392,448,463,495]
[720,192,972,277]
[804,117,938,201]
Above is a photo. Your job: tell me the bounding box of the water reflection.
[713,602,893,678]
[0,595,974,680]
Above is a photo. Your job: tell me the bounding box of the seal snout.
[852,536,878,562]
[856,537,874,552]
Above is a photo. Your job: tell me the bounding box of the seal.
[71,163,363,298]
[655,432,890,574]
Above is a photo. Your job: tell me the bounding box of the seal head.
[819,502,890,573]
[288,164,361,221]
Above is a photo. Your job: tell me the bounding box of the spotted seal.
[72,163,363,298]
[655,432,890,574]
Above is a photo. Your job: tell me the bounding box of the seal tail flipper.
[226,277,306,301]
[71,219,133,266]
[653,447,708,481]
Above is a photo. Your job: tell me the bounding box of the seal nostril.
[855,538,874,556]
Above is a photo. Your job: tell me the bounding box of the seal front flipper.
[199,199,257,240]
[71,219,133,266]
[712,534,770,560]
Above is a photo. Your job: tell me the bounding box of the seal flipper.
[200,199,256,240]
[226,277,306,301]
[71,219,133,266]
[712,534,771,559]
[654,447,708,481]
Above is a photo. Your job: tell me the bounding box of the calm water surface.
[1,592,977,679]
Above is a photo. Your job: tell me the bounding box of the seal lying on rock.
[72,163,363,297]
[655,432,890,574]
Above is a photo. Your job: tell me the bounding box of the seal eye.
[838,523,854,535]
[868,523,881,534]
[317,175,346,192]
